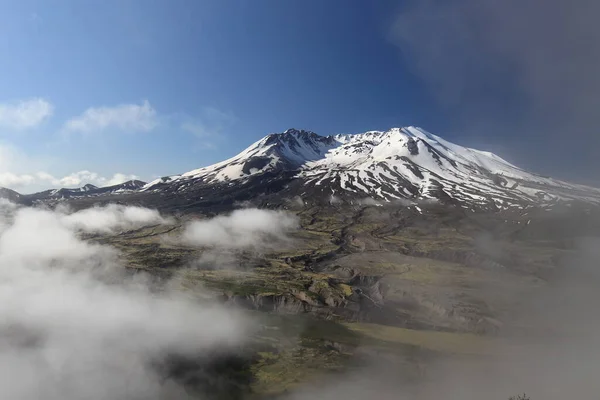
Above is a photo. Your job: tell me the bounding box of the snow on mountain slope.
[142,176,181,191]
[140,127,600,208]
[180,130,337,182]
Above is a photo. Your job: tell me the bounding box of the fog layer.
[0,203,246,400]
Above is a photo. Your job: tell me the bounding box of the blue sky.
[0,0,597,192]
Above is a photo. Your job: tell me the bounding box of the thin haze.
[281,238,600,400]
[390,0,600,183]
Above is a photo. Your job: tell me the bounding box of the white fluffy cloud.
[50,170,102,187]
[0,172,36,187]
[59,204,171,234]
[0,140,140,190]
[0,203,247,399]
[64,100,157,134]
[42,170,140,188]
[181,208,299,250]
[104,172,139,186]
[0,98,53,130]
[0,170,140,190]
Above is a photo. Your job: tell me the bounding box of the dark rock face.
[0,187,21,202]
[241,157,272,175]
[406,137,419,155]
[492,174,508,187]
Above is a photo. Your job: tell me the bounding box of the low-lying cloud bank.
[181,208,299,250]
[0,170,141,191]
[0,203,247,399]
[58,203,171,233]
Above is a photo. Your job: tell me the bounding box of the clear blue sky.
[0,0,595,192]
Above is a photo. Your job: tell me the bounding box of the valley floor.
[83,202,600,398]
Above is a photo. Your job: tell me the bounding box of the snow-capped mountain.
[140,127,600,210]
[19,180,147,204]
[2,127,598,211]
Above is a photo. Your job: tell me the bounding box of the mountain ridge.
[3,127,600,211]
[12,179,147,205]
[139,126,600,210]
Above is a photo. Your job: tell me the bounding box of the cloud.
[181,208,299,250]
[0,169,141,191]
[0,203,248,399]
[59,204,171,234]
[50,170,103,187]
[181,121,211,137]
[389,0,600,181]
[104,172,140,186]
[357,197,382,206]
[0,98,53,130]
[64,100,157,134]
[0,143,51,189]
[42,170,140,188]
[0,143,21,170]
[0,140,140,191]
[181,107,236,138]
[180,107,236,148]
[0,172,36,187]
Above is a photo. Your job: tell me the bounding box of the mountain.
[0,187,21,203]
[138,127,600,210]
[17,180,147,205]
[3,127,599,211]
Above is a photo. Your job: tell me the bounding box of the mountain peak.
[263,129,328,146]
[6,126,600,210]
[110,179,146,190]
[283,128,315,135]
[0,187,21,202]
[137,126,600,209]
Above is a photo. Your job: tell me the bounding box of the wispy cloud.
[0,98,53,130]
[180,107,236,148]
[0,143,47,188]
[63,100,157,134]
[0,143,24,171]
